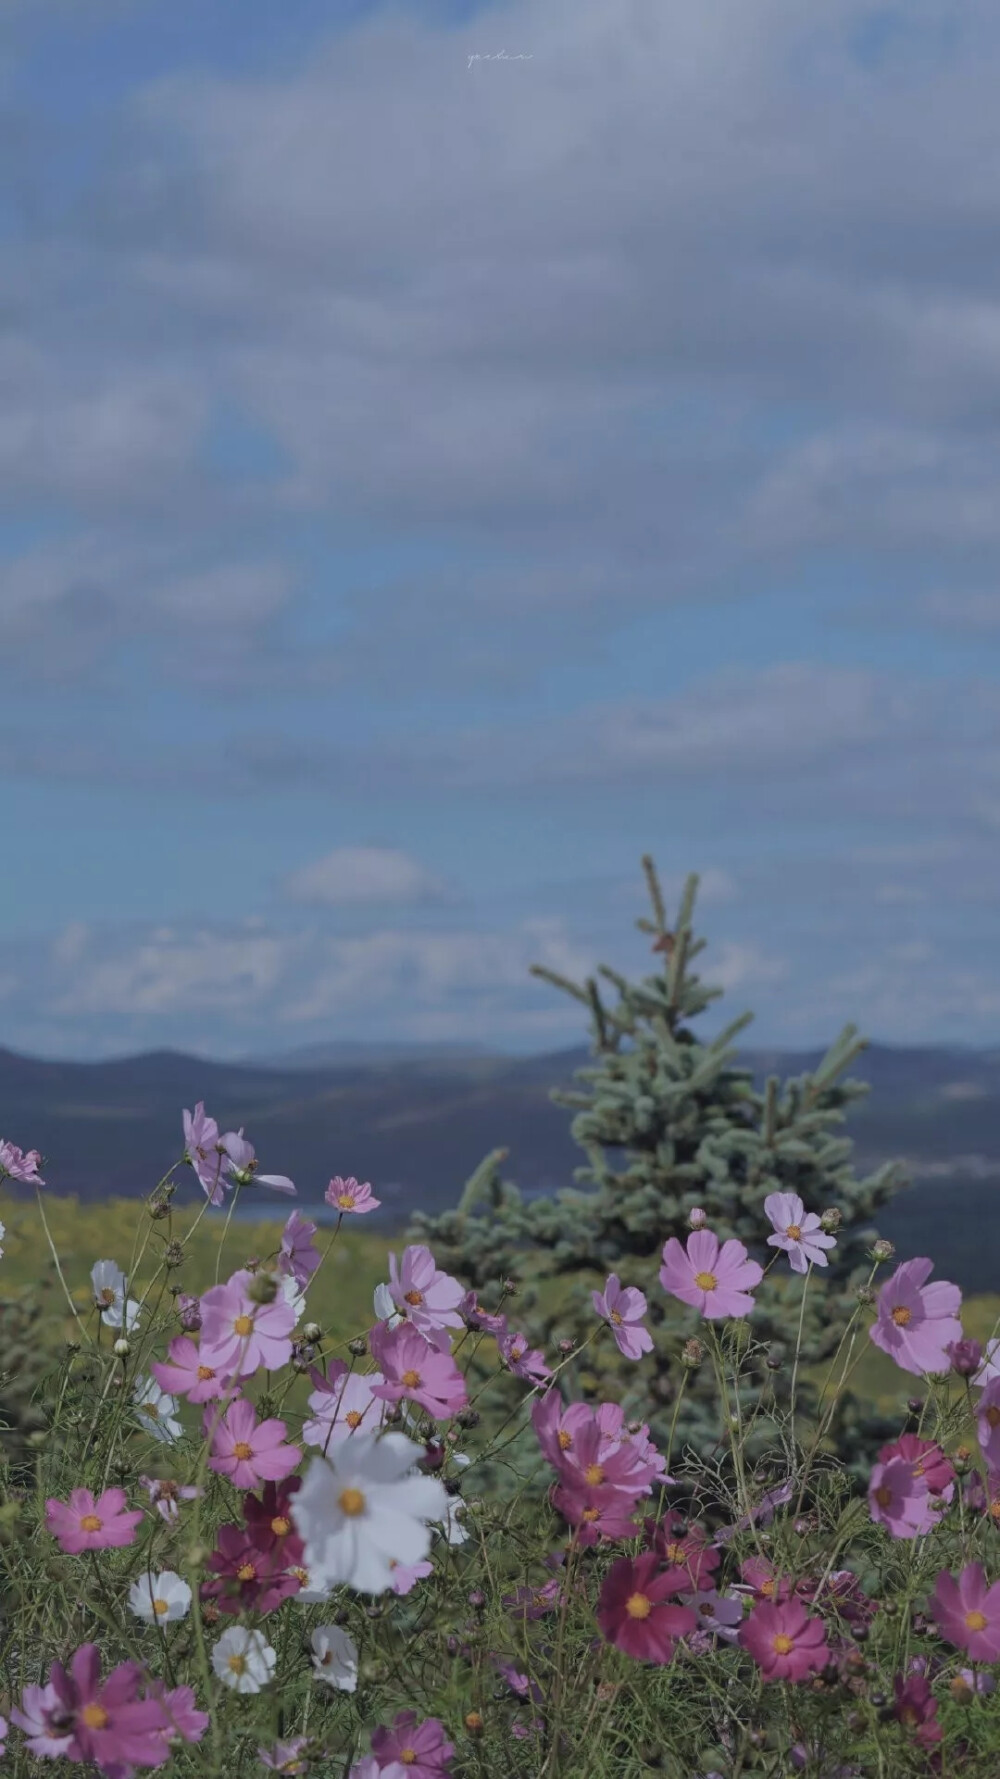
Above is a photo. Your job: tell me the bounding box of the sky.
[0,0,999,1062]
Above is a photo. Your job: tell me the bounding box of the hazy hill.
[1,1038,998,1289]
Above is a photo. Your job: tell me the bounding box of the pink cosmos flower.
[739,1597,829,1681]
[208,1398,301,1489]
[369,1320,468,1419]
[277,1210,321,1288]
[460,1290,508,1335]
[646,1512,721,1590]
[930,1562,1000,1659]
[597,1552,697,1662]
[764,1192,837,1273]
[13,1644,170,1774]
[202,1522,304,1615]
[592,1274,654,1359]
[302,1362,387,1449]
[659,1229,763,1320]
[45,1487,144,1554]
[0,1715,6,1758]
[879,1433,956,1496]
[151,1335,236,1404]
[260,1739,311,1774]
[152,1683,209,1749]
[352,1761,407,1779]
[325,1174,381,1215]
[139,1476,201,1523]
[0,1139,44,1184]
[893,1674,943,1749]
[177,1292,202,1332]
[389,1557,434,1595]
[182,1102,229,1205]
[869,1257,963,1377]
[497,1329,551,1383]
[868,1456,941,1538]
[221,1129,295,1195]
[387,1244,465,1344]
[687,1587,744,1644]
[370,1712,455,1778]
[198,1270,296,1376]
[243,1477,302,1548]
[977,1378,1000,1469]
[737,1556,797,1604]
[948,1336,983,1377]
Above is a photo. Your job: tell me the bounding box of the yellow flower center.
[338,1487,366,1517]
[197,1365,215,1381]
[986,1407,1000,1429]
[290,1567,309,1583]
[98,1288,116,1306]
[80,1513,103,1533]
[772,1633,794,1654]
[233,1314,254,1337]
[152,1597,170,1616]
[143,1401,160,1418]
[610,1310,623,1325]
[233,1441,254,1461]
[337,1193,355,1209]
[584,1464,604,1486]
[404,1290,424,1306]
[557,1430,572,1450]
[785,1224,802,1241]
[625,1591,652,1619]
[400,1751,417,1766]
[237,1562,256,1582]
[965,1609,988,1632]
[227,1654,247,1676]
[874,1486,893,1508]
[891,1305,912,1327]
[345,1410,363,1429]
[581,1507,600,1522]
[694,1271,718,1292]
[760,1579,775,1597]
[401,1369,422,1388]
[271,1516,290,1536]
[81,1704,109,1730]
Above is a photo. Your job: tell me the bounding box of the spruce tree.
[411,856,906,1475]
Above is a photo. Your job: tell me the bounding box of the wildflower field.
[4,863,1000,1779]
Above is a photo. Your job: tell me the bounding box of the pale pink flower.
[139,1476,201,1522]
[764,1192,837,1273]
[182,1102,229,1205]
[869,1258,963,1377]
[278,1211,320,1288]
[389,1557,434,1595]
[198,1270,296,1377]
[0,1139,44,1184]
[151,1335,236,1404]
[739,1598,829,1681]
[659,1229,763,1320]
[498,1329,551,1384]
[387,1244,465,1343]
[325,1175,381,1214]
[45,1487,143,1554]
[592,1274,654,1358]
[370,1321,468,1419]
[221,1129,296,1194]
[931,1562,1000,1659]
[208,1398,301,1488]
[302,1362,387,1449]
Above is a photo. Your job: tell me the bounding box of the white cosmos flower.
[91,1259,141,1330]
[294,1566,334,1604]
[128,1570,191,1624]
[278,1271,306,1325]
[372,1283,402,1328]
[294,1431,449,1596]
[133,1377,182,1444]
[0,1218,5,1258]
[435,1497,469,1547]
[310,1625,358,1691]
[212,1626,276,1693]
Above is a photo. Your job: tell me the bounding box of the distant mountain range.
[1,1038,998,1290]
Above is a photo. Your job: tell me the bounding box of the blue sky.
[1,0,999,1061]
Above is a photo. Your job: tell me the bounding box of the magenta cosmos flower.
[198,1269,296,1377]
[182,1102,229,1204]
[45,1487,144,1554]
[370,1712,455,1778]
[0,1139,44,1184]
[13,1644,170,1774]
[869,1257,963,1377]
[369,1321,468,1419]
[325,1174,381,1215]
[597,1552,697,1662]
[930,1562,1000,1659]
[893,1674,943,1751]
[592,1274,654,1359]
[739,1597,828,1681]
[659,1229,763,1320]
[764,1192,837,1273]
[151,1335,236,1404]
[208,1398,301,1488]
[869,1433,955,1539]
[278,1210,320,1288]
[497,1328,551,1384]
[387,1244,464,1343]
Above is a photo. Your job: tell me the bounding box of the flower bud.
[177,1293,202,1332]
[688,1207,707,1230]
[468,1588,485,1608]
[302,1321,322,1344]
[558,1338,575,1355]
[464,1712,484,1736]
[148,1198,170,1221]
[855,1285,876,1306]
[950,1675,975,1705]
[348,1335,368,1358]
[113,1338,131,1358]
[502,1277,520,1296]
[907,1397,924,1415]
[247,1271,279,1306]
[457,1407,480,1430]
[948,1338,983,1378]
[164,1241,184,1269]
[681,1338,704,1369]
[819,1208,841,1234]
[871,1239,895,1262]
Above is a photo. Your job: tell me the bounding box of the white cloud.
[281,846,452,907]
